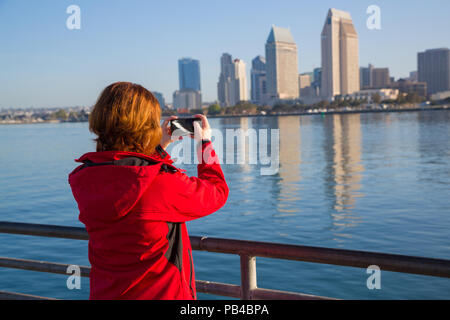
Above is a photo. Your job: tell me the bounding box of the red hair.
[89,82,162,155]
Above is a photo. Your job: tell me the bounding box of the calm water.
[0,110,449,300]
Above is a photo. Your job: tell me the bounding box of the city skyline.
[0,1,449,108]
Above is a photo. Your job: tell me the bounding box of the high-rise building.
[372,68,391,88]
[409,71,418,82]
[218,53,233,107]
[298,73,311,96]
[251,56,268,105]
[360,64,390,89]
[178,58,201,91]
[265,25,299,103]
[321,9,360,99]
[217,54,248,107]
[230,59,248,106]
[418,48,450,95]
[312,67,322,96]
[390,79,428,98]
[360,64,374,89]
[173,89,202,110]
[152,91,166,109]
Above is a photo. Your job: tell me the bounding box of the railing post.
[240,254,257,300]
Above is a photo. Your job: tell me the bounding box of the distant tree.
[316,100,330,109]
[404,92,423,104]
[68,111,79,122]
[52,109,68,121]
[372,93,382,104]
[79,110,89,121]
[396,93,407,104]
[208,104,221,115]
[162,109,177,116]
[350,98,363,107]
[189,108,205,115]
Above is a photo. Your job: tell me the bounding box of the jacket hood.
[68,149,180,226]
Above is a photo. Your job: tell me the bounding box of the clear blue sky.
[0,0,449,108]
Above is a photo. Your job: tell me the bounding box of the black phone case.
[170,118,201,135]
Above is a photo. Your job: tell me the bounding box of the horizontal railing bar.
[0,221,88,240]
[1,221,450,278]
[0,257,91,277]
[0,290,59,300]
[251,288,335,300]
[0,256,327,300]
[191,237,450,278]
[195,280,241,299]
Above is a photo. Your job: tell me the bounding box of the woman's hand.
[160,115,179,150]
[192,114,212,141]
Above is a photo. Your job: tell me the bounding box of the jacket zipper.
[188,249,194,298]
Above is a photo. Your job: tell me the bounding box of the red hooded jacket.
[68,141,228,300]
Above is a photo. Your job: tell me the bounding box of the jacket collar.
[75,145,173,165]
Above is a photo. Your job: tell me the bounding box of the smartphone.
[169,117,202,136]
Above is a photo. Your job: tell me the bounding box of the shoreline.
[1,105,449,125]
[205,105,449,119]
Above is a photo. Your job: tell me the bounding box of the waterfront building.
[178,58,201,91]
[173,89,202,110]
[217,54,248,107]
[409,71,418,82]
[430,90,450,101]
[152,91,166,109]
[351,88,399,101]
[312,67,322,96]
[265,25,299,104]
[390,79,428,98]
[298,73,311,95]
[372,68,390,89]
[251,56,268,105]
[418,48,450,95]
[360,64,390,89]
[360,64,374,89]
[321,9,360,99]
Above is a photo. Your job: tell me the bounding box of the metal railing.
[0,221,450,300]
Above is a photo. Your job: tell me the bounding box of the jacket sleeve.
[147,141,229,222]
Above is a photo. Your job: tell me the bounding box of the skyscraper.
[360,64,374,89]
[217,53,248,107]
[298,73,311,97]
[418,48,450,95]
[372,68,390,88]
[321,9,360,99]
[152,91,166,109]
[251,55,268,105]
[230,59,248,106]
[178,58,201,91]
[312,67,322,96]
[173,89,202,110]
[360,64,390,89]
[265,26,299,103]
[217,53,233,107]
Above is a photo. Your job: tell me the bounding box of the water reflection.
[276,116,302,216]
[417,111,450,185]
[323,114,365,240]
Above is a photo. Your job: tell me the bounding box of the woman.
[68,82,228,300]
